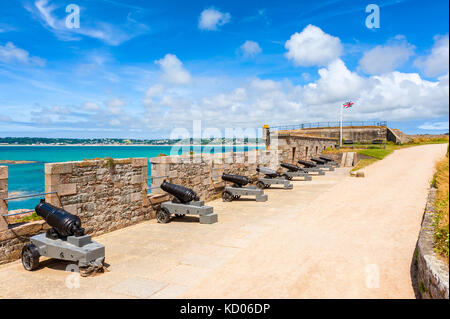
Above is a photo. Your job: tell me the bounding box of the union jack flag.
[343,101,354,108]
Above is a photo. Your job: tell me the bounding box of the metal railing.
[1,191,58,217]
[270,121,387,131]
[147,175,168,191]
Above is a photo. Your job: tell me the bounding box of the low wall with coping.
[280,126,387,143]
[150,150,280,201]
[0,166,8,231]
[414,188,449,299]
[0,157,158,265]
[44,157,151,236]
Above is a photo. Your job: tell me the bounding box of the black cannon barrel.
[319,155,333,162]
[35,200,84,237]
[311,157,326,164]
[221,174,250,187]
[280,163,300,172]
[297,160,317,168]
[256,166,279,178]
[161,180,199,203]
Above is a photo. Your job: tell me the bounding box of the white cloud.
[109,119,121,126]
[239,40,262,57]
[155,54,191,85]
[414,35,449,77]
[107,98,126,115]
[302,59,365,105]
[285,24,342,67]
[140,57,448,130]
[198,8,231,31]
[26,0,149,45]
[418,121,449,130]
[0,42,46,66]
[359,39,415,75]
[0,115,12,122]
[83,101,100,111]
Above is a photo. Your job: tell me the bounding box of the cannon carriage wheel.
[156,207,171,223]
[21,243,40,271]
[222,191,234,202]
[256,181,266,189]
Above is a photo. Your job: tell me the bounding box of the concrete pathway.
[0,144,446,298]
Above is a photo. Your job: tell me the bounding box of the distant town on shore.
[0,137,263,146]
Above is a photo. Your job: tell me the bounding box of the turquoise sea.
[0,145,261,210]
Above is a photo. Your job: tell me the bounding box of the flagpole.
[340,103,343,147]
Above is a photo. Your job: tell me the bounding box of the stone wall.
[273,133,338,164]
[45,157,151,236]
[150,150,280,201]
[0,166,8,231]
[414,188,449,299]
[0,157,157,265]
[0,165,51,264]
[278,126,387,143]
[0,221,49,265]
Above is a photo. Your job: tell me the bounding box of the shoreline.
[0,144,262,147]
[0,160,38,164]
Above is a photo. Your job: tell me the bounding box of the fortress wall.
[1,165,51,264]
[284,126,387,143]
[0,166,8,231]
[414,188,449,299]
[44,158,152,237]
[274,134,338,164]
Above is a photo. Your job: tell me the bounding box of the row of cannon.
[21,154,337,275]
[156,154,338,223]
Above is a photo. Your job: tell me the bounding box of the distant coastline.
[0,144,262,147]
[0,160,38,164]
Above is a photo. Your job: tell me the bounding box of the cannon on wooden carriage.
[255,167,293,190]
[22,199,105,276]
[221,174,268,202]
[157,180,217,224]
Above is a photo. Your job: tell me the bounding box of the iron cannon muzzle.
[280,163,300,172]
[311,157,326,165]
[297,160,317,168]
[160,180,200,203]
[221,174,250,187]
[35,199,84,237]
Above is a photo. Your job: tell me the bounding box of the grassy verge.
[432,154,449,263]
[326,136,449,172]
[356,148,393,160]
[351,158,379,171]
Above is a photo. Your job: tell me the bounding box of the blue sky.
[0,0,448,138]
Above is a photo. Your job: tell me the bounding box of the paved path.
[0,144,446,298]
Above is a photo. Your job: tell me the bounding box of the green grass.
[13,212,42,223]
[357,148,393,160]
[351,158,379,172]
